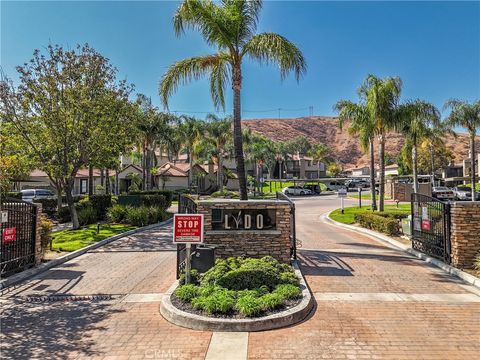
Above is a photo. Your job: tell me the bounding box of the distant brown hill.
[242,116,478,168]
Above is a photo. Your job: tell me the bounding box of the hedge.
[5,192,22,199]
[354,213,400,236]
[128,189,173,206]
[118,194,169,209]
[33,197,58,218]
[89,194,112,220]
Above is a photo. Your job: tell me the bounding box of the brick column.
[450,202,480,269]
[34,204,44,265]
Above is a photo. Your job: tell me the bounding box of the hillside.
[242,116,478,168]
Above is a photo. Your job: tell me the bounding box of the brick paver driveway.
[1,196,479,359]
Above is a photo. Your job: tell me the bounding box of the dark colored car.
[303,184,321,194]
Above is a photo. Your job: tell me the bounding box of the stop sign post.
[173,214,204,284]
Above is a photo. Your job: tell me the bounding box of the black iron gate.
[276,192,297,260]
[176,195,197,278]
[1,198,38,277]
[411,193,451,263]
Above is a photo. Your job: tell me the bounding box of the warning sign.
[2,227,16,244]
[173,214,204,244]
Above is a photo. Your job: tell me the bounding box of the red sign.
[173,214,204,244]
[2,227,16,244]
[421,219,431,231]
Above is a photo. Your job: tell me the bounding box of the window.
[80,179,88,194]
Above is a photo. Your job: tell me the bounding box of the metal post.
[341,197,344,214]
[358,188,362,208]
[185,243,191,284]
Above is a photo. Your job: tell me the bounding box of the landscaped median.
[160,256,313,332]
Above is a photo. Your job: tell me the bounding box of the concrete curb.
[0,218,173,290]
[160,260,314,332]
[322,211,480,289]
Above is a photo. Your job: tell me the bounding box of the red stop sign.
[173,214,204,244]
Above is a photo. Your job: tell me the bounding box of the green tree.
[159,0,306,200]
[359,75,403,211]
[0,44,133,228]
[397,100,440,193]
[335,101,377,209]
[308,143,330,179]
[205,114,232,192]
[178,116,204,189]
[327,163,343,177]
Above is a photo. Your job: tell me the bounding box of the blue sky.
[1,1,479,120]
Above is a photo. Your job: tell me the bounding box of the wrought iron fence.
[411,193,451,263]
[1,198,37,277]
[276,192,297,260]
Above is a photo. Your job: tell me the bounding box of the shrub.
[259,292,285,311]
[174,284,201,302]
[217,267,280,291]
[475,253,480,276]
[117,195,142,207]
[129,189,173,206]
[210,190,239,199]
[33,197,58,218]
[107,204,130,223]
[191,288,236,314]
[77,206,97,226]
[354,213,400,236]
[201,259,233,286]
[57,206,71,223]
[90,194,112,220]
[61,194,86,203]
[274,284,302,300]
[5,192,22,199]
[235,293,262,317]
[141,194,168,209]
[39,215,54,251]
[125,206,150,227]
[179,269,200,285]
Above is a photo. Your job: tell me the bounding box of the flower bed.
[171,256,302,318]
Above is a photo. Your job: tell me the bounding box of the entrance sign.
[2,227,16,244]
[337,188,347,198]
[1,211,8,223]
[173,214,204,244]
[212,209,276,231]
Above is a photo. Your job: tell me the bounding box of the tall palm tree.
[159,0,306,200]
[205,114,232,192]
[308,143,330,179]
[274,142,289,188]
[397,100,440,193]
[360,75,403,211]
[178,115,204,189]
[444,99,480,201]
[335,101,377,210]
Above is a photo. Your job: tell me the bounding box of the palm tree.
[397,100,440,193]
[178,115,204,189]
[205,114,232,192]
[274,142,289,188]
[335,101,377,210]
[444,99,480,201]
[159,0,306,200]
[308,143,330,179]
[360,75,403,211]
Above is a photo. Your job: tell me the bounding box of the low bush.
[179,269,200,285]
[89,194,112,220]
[39,215,54,251]
[77,206,97,226]
[5,192,22,199]
[354,213,400,236]
[125,206,150,227]
[57,206,71,223]
[210,190,239,199]
[117,194,142,207]
[141,194,168,209]
[107,204,130,223]
[33,197,58,218]
[173,256,302,318]
[129,189,173,207]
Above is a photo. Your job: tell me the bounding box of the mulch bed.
[171,293,302,319]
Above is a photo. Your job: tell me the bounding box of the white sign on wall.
[1,211,7,224]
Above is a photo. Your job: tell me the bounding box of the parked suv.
[20,189,55,202]
[282,186,313,196]
[346,179,369,190]
[303,184,321,194]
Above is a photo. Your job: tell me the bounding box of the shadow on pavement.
[0,298,123,360]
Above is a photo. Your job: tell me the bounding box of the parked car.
[346,179,369,190]
[20,189,55,202]
[432,186,455,201]
[303,184,321,194]
[454,186,480,201]
[282,186,313,196]
[324,180,346,191]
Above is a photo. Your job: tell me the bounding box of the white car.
[282,186,313,196]
[324,180,346,191]
[432,186,455,201]
[20,189,55,202]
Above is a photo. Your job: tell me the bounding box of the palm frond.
[159,54,225,109]
[243,32,306,81]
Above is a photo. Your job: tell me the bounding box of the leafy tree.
[0,44,133,228]
[274,142,290,187]
[248,135,276,191]
[327,163,343,177]
[284,136,312,157]
[205,114,232,192]
[159,0,306,200]
[444,99,480,201]
[358,75,403,211]
[397,100,441,193]
[308,143,330,179]
[178,116,204,189]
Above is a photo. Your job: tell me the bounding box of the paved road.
[1,196,479,359]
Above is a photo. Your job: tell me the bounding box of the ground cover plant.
[329,204,410,225]
[172,256,302,318]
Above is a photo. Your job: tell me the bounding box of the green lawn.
[52,223,137,252]
[329,204,411,225]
